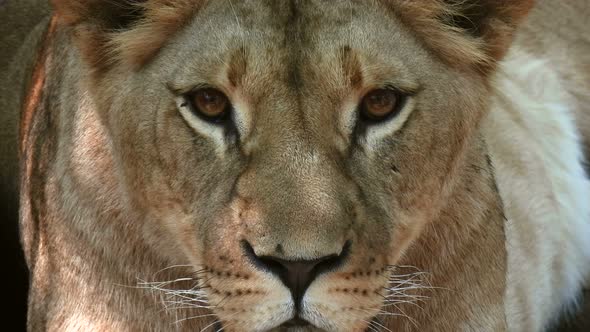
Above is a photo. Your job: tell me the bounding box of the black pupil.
[203,92,221,104]
[191,89,229,121]
[370,92,393,108]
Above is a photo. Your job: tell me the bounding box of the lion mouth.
[213,314,320,331]
[279,317,313,328]
[213,315,381,331]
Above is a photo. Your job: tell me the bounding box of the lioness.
[1,0,589,331]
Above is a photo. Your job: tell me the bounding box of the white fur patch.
[365,97,417,153]
[335,93,418,156]
[176,97,227,156]
[483,48,590,331]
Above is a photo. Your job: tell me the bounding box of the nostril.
[242,240,352,306]
[242,241,288,276]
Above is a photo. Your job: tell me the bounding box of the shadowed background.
[1,0,50,331]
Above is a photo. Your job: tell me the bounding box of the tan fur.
[1,1,589,331]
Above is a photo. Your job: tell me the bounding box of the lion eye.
[186,88,231,122]
[360,89,403,122]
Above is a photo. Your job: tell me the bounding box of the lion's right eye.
[359,89,404,123]
[184,88,231,123]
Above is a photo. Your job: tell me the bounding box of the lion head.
[44,0,534,330]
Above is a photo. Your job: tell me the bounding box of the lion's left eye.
[359,89,404,122]
[185,88,231,123]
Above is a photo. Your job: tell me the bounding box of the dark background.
[1,0,45,329]
[2,195,28,331]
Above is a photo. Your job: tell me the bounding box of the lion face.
[53,0,532,330]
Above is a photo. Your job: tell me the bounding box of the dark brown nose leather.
[243,241,350,307]
[271,257,332,304]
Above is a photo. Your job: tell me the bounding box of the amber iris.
[189,88,230,119]
[361,89,400,121]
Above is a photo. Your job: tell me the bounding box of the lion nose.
[243,241,350,307]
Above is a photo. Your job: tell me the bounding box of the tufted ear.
[50,0,144,27]
[391,0,535,72]
[442,0,535,59]
[50,0,205,72]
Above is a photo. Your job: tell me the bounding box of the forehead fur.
[53,0,533,74]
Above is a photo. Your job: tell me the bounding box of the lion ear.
[50,0,204,73]
[393,0,534,72]
[50,0,147,71]
[51,0,144,28]
[442,0,535,60]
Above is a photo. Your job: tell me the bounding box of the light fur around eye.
[176,96,228,151]
[363,96,416,151]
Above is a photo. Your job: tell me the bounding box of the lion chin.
[1,0,589,331]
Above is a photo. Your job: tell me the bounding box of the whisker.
[377,264,441,328]
[201,311,242,332]
[200,319,222,332]
[364,320,380,332]
[175,313,219,325]
[377,309,419,329]
[135,272,213,316]
[382,299,425,310]
[215,321,228,332]
[368,317,393,332]
[152,264,197,277]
